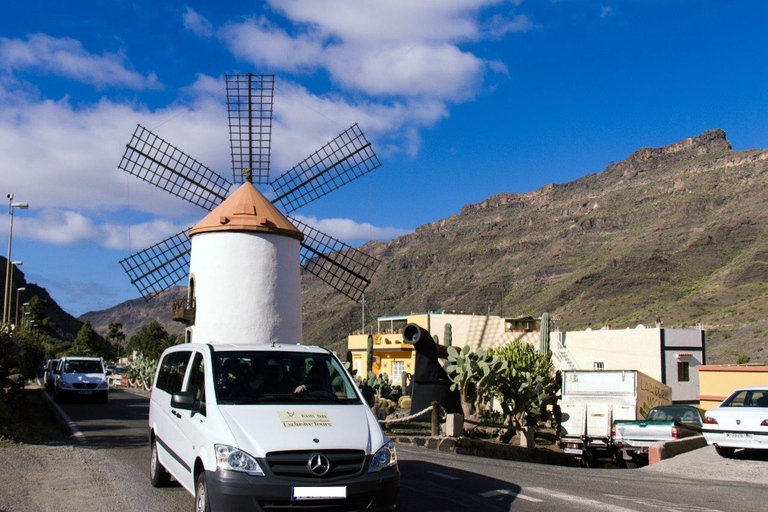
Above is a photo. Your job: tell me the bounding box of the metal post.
[14,286,25,326]
[431,401,440,437]
[3,194,13,325]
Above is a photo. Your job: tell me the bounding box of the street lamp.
[4,194,29,325]
[14,286,26,326]
[8,260,21,327]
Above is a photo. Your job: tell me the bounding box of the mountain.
[82,129,768,364]
[80,286,187,341]
[0,258,85,340]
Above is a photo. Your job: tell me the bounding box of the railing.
[172,297,196,325]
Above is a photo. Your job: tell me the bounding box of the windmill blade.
[271,124,382,214]
[119,230,191,300]
[292,217,380,302]
[226,73,274,185]
[119,124,231,211]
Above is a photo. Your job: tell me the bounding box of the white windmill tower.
[118,74,382,345]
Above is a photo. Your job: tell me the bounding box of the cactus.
[445,345,505,417]
[433,334,439,345]
[400,370,409,395]
[444,323,453,347]
[540,312,550,353]
[398,395,411,410]
[366,334,373,374]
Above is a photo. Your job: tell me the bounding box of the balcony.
[172,297,196,325]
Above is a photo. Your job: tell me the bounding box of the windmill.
[117,74,382,343]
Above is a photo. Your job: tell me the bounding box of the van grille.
[265,450,366,480]
[259,497,371,512]
[72,382,99,389]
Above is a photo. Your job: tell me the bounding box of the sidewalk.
[642,444,768,484]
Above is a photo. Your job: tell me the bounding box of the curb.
[648,436,707,464]
[36,384,87,444]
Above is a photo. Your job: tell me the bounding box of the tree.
[25,296,51,333]
[70,321,113,359]
[14,330,45,378]
[488,342,561,444]
[127,321,179,361]
[106,322,126,361]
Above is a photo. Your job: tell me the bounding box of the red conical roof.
[188,182,303,240]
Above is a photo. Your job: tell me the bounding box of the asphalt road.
[53,387,768,512]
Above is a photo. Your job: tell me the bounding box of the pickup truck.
[613,404,703,466]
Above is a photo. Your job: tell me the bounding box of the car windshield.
[213,350,361,405]
[646,407,701,425]
[722,389,768,408]
[63,360,103,374]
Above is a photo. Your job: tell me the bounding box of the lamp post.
[8,260,21,327]
[4,194,29,326]
[15,286,26,327]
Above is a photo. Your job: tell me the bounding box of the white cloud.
[268,0,499,44]
[14,209,96,245]
[294,215,411,243]
[220,0,524,102]
[219,16,325,74]
[0,34,161,90]
[12,209,192,251]
[486,14,536,38]
[601,6,615,18]
[183,7,214,37]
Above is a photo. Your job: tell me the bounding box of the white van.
[148,343,400,512]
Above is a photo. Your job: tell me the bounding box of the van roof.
[165,343,331,355]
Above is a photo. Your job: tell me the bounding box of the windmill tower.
[118,74,382,345]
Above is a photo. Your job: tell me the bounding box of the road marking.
[427,471,462,481]
[604,494,725,512]
[526,487,643,512]
[479,489,543,502]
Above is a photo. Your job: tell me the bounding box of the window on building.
[593,362,604,370]
[678,361,690,382]
[354,359,361,376]
[392,361,405,383]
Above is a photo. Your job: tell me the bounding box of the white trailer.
[559,370,672,467]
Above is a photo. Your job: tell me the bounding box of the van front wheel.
[195,473,211,512]
[150,439,171,487]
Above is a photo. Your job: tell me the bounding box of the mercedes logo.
[307,454,330,476]
[736,419,741,425]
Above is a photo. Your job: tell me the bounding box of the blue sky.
[1,1,766,317]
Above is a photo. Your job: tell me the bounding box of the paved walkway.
[643,443,768,484]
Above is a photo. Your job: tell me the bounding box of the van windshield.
[213,351,362,405]
[63,360,103,374]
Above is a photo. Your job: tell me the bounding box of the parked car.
[613,404,703,465]
[53,357,109,403]
[44,358,60,391]
[702,385,768,458]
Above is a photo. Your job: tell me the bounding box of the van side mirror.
[171,391,197,410]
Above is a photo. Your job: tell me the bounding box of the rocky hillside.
[80,287,187,341]
[300,129,768,363]
[81,129,768,364]
[0,257,85,340]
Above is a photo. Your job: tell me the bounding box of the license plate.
[78,391,93,395]
[292,487,347,500]
[629,441,654,447]
[564,447,582,455]
[725,432,752,439]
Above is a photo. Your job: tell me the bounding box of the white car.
[702,385,768,457]
[44,358,60,391]
[54,357,109,403]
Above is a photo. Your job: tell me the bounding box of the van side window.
[186,352,206,401]
[156,351,192,393]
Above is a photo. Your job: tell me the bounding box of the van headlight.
[215,444,265,476]
[59,381,73,389]
[97,381,108,389]
[368,441,397,472]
